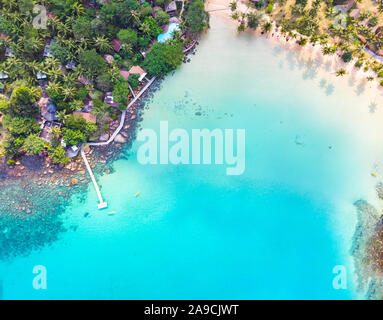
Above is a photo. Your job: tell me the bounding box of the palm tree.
[46,66,63,81]
[26,61,40,74]
[57,22,71,37]
[44,57,61,70]
[94,36,112,54]
[63,73,77,85]
[62,86,77,101]
[336,69,347,77]
[46,81,63,93]
[229,1,237,11]
[262,22,272,33]
[231,11,240,21]
[107,65,121,84]
[2,0,17,11]
[57,110,67,123]
[72,2,85,16]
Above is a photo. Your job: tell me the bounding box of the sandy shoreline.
[206,0,383,99]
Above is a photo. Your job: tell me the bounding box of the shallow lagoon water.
[2,17,383,299]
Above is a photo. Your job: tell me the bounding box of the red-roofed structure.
[112,38,122,52]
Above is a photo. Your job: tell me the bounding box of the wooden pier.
[82,76,156,208]
[81,146,108,209]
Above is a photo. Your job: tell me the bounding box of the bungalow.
[66,145,80,158]
[65,60,76,70]
[5,47,14,57]
[111,38,122,52]
[40,97,58,122]
[169,17,180,24]
[78,76,92,85]
[73,111,97,124]
[82,98,94,112]
[0,72,8,80]
[119,70,130,81]
[128,66,147,82]
[165,1,177,16]
[103,54,114,65]
[104,92,118,108]
[43,39,56,57]
[36,72,47,80]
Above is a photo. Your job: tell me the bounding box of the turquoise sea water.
[2,16,383,299]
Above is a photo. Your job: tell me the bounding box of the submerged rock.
[115,134,127,143]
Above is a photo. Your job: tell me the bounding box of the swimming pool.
[158,23,180,43]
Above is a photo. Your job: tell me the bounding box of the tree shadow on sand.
[368,101,377,113]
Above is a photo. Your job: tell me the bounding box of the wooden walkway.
[88,77,156,147]
[206,8,229,12]
[81,146,108,209]
[83,76,156,209]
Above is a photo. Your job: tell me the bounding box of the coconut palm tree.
[336,69,347,77]
[94,36,112,54]
[57,22,72,37]
[46,81,63,93]
[72,2,85,16]
[62,86,77,101]
[107,65,121,84]
[229,1,237,11]
[262,22,272,33]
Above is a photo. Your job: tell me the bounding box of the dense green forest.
[0,0,209,165]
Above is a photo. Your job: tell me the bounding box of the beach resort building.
[5,47,13,57]
[0,73,9,80]
[112,38,122,52]
[43,39,56,57]
[103,54,114,65]
[120,70,130,81]
[128,66,147,82]
[104,92,118,108]
[165,1,177,16]
[78,76,92,86]
[65,60,76,70]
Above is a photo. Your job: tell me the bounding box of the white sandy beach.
[205,0,383,98]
